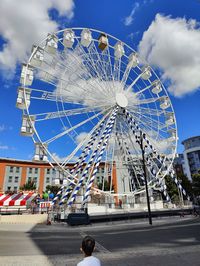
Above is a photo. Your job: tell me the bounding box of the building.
[0,158,117,195]
[181,136,200,180]
[173,154,187,177]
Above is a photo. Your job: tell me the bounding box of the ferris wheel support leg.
[68,106,119,207]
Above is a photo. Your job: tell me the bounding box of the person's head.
[81,236,95,257]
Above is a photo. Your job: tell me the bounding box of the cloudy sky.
[0,0,199,160]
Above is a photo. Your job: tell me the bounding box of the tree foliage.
[20,179,36,191]
[97,180,114,191]
[165,175,179,203]
[192,173,200,197]
[46,185,60,195]
[165,173,193,203]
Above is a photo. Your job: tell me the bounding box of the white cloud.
[52,152,78,163]
[51,152,68,163]
[0,0,75,72]
[124,2,140,26]
[41,48,139,108]
[138,14,200,97]
[0,124,13,132]
[0,124,6,132]
[0,145,9,150]
[75,132,89,145]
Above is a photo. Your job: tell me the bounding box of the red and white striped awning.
[0,192,37,206]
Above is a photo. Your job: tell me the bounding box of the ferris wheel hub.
[115,93,128,108]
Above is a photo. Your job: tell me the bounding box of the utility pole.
[138,131,152,225]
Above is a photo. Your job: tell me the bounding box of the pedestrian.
[77,235,101,266]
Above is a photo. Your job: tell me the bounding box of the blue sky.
[0,0,199,160]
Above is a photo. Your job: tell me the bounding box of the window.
[15,177,19,183]
[10,166,14,173]
[46,177,50,183]
[16,167,20,173]
[35,168,38,174]
[29,168,32,174]
[47,168,50,174]
[28,177,32,182]
[34,177,37,182]
[14,187,18,192]
[8,176,12,182]
[7,186,11,191]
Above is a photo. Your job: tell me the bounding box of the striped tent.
[0,192,37,206]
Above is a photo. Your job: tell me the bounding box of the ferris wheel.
[16,27,186,207]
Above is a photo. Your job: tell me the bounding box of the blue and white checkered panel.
[124,109,166,166]
[82,108,119,206]
[122,109,173,201]
[68,107,119,206]
[53,119,107,205]
[60,124,106,204]
[116,132,141,190]
[169,171,190,201]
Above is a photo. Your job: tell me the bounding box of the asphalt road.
[0,216,200,266]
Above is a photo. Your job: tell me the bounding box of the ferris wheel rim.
[19,27,178,200]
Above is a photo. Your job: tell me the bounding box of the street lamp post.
[138,131,152,225]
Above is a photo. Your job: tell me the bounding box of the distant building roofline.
[181,135,200,145]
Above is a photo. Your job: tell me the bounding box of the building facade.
[173,153,187,177]
[0,158,117,195]
[181,136,200,180]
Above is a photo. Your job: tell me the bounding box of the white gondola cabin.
[98,33,108,51]
[168,129,176,139]
[30,45,44,67]
[152,80,162,94]
[63,29,75,48]
[160,97,170,109]
[165,113,175,126]
[141,66,151,80]
[16,87,31,109]
[20,64,34,86]
[45,34,58,54]
[81,29,92,47]
[114,41,125,59]
[33,143,48,162]
[20,115,35,136]
[128,52,139,68]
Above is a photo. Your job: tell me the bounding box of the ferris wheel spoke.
[87,41,109,81]
[61,109,112,167]
[134,83,154,96]
[133,114,171,138]
[136,96,161,105]
[33,105,107,122]
[125,71,144,92]
[43,40,109,100]
[120,63,133,86]
[117,122,144,189]
[44,107,111,145]
[128,106,164,116]
[62,42,111,99]
[130,110,167,130]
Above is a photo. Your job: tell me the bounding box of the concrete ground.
[0,216,199,266]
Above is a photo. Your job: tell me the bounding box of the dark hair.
[82,236,95,256]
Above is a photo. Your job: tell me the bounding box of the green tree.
[165,175,179,203]
[177,173,193,198]
[192,173,200,198]
[165,174,193,203]
[97,180,113,191]
[20,179,36,191]
[46,185,60,195]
